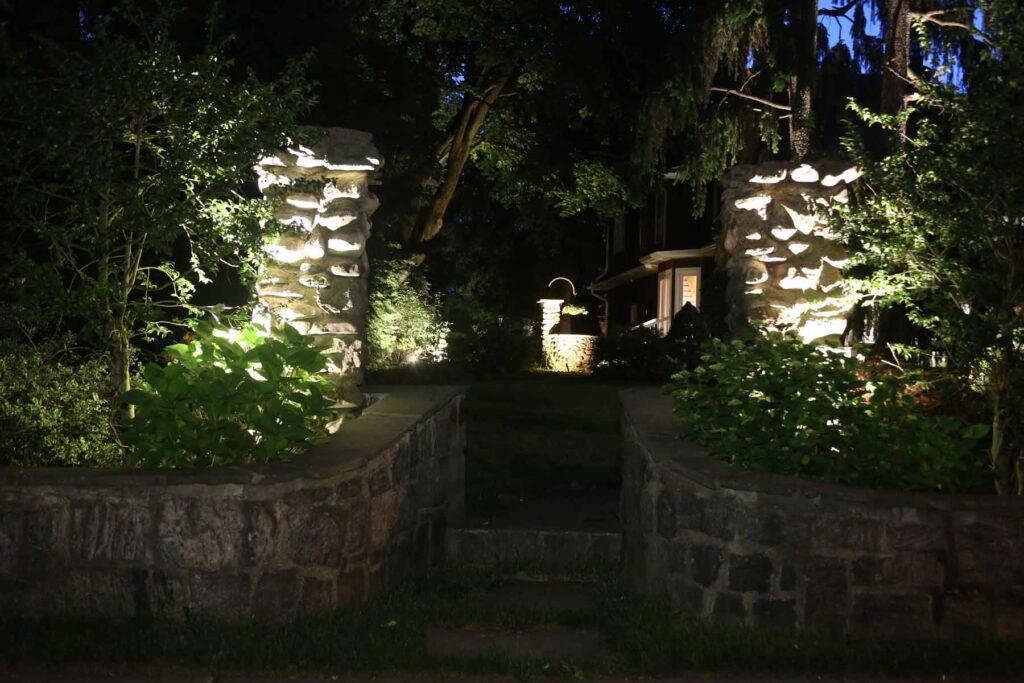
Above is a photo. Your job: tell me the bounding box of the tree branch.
[819,0,863,18]
[911,9,995,47]
[709,87,792,112]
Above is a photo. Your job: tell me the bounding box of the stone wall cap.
[623,386,1024,515]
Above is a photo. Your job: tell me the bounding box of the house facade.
[590,175,719,334]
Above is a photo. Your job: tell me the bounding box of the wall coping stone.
[0,385,466,490]
[623,386,1024,514]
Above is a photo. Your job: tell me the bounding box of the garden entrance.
[447,373,625,570]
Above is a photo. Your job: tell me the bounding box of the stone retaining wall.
[0,386,465,620]
[621,387,1024,637]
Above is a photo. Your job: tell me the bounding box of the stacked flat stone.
[720,162,861,345]
[255,128,382,412]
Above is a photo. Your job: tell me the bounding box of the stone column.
[719,162,861,345]
[538,298,563,368]
[255,128,382,414]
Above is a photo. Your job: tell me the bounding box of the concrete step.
[445,526,621,571]
[469,577,598,613]
[425,623,605,662]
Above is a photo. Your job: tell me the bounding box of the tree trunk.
[789,75,814,160]
[882,0,911,134]
[990,347,1022,495]
[787,0,818,160]
[405,72,512,244]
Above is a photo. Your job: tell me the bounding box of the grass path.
[463,374,625,513]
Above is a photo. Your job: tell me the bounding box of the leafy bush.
[123,323,336,468]
[666,302,711,371]
[446,319,539,378]
[0,344,121,467]
[367,253,449,370]
[593,327,677,381]
[668,335,991,492]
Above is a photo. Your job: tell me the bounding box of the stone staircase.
[444,486,622,572]
[429,487,620,663]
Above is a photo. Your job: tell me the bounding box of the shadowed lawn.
[464,373,626,513]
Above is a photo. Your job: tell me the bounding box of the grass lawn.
[3,568,1020,679]
[463,373,627,513]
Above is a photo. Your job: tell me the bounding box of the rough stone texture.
[543,334,597,374]
[0,386,465,620]
[720,162,861,345]
[255,128,383,411]
[620,387,1024,637]
[446,528,621,572]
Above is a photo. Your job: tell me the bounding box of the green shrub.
[593,327,677,381]
[367,254,449,370]
[123,323,336,468]
[0,345,121,467]
[668,334,991,492]
[446,319,538,377]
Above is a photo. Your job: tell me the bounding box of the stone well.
[720,162,861,345]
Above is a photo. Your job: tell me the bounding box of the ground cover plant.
[1,567,1020,680]
[669,334,991,492]
[123,322,337,468]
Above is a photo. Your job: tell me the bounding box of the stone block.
[690,544,724,587]
[656,491,677,539]
[668,578,707,616]
[338,567,366,604]
[286,508,344,567]
[24,504,67,577]
[753,598,797,629]
[851,592,934,635]
[191,571,252,619]
[244,501,279,566]
[299,575,335,612]
[813,515,883,552]
[0,511,23,578]
[158,497,246,570]
[62,569,144,616]
[780,561,798,591]
[69,500,147,563]
[729,554,773,593]
[370,490,401,549]
[852,553,944,589]
[712,591,747,623]
[368,466,392,497]
[741,508,785,547]
[940,588,993,636]
[887,523,945,553]
[803,556,849,628]
[344,502,370,555]
[253,570,298,619]
[698,495,737,542]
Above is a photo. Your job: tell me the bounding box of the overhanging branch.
[709,87,792,112]
[911,9,996,47]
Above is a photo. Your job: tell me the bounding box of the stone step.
[425,623,605,662]
[445,527,621,572]
[469,577,598,613]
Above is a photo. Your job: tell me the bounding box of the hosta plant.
[123,322,337,468]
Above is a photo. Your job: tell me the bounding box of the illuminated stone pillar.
[538,298,563,368]
[255,128,382,413]
[720,162,861,345]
